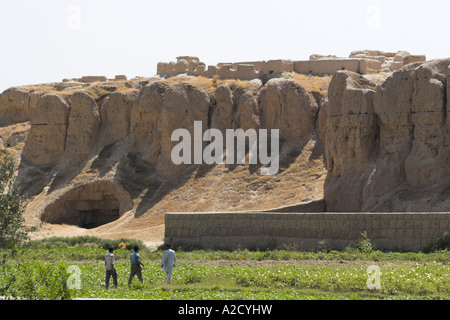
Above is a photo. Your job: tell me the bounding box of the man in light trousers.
[105,247,117,289]
[160,244,176,283]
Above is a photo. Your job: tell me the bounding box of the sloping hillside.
[0,75,329,246]
[1,57,448,248]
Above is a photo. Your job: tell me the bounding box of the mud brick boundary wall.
[164,212,450,251]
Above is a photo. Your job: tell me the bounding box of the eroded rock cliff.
[325,59,450,212]
[0,57,449,244]
[0,74,328,243]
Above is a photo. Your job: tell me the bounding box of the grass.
[22,235,149,251]
[14,79,140,103]
[291,73,331,95]
[63,255,450,300]
[1,237,449,300]
[163,75,217,95]
[163,75,254,95]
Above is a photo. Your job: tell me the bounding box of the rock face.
[2,74,328,233]
[22,94,70,167]
[349,49,426,73]
[325,59,450,211]
[156,82,212,178]
[324,71,379,211]
[260,79,319,140]
[1,55,449,241]
[130,77,321,178]
[99,91,136,148]
[130,81,165,166]
[211,81,262,132]
[65,92,101,166]
[131,80,213,178]
[0,87,41,125]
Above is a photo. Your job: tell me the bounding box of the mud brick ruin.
[157,50,426,81]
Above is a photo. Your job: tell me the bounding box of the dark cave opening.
[67,199,120,229]
[41,181,132,229]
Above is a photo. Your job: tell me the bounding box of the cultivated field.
[1,236,449,300]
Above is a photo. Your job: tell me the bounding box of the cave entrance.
[70,199,120,229]
[78,210,119,229]
[41,181,132,229]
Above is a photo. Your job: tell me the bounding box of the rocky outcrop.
[99,91,136,148]
[0,87,41,125]
[130,81,165,166]
[2,74,327,233]
[1,54,449,241]
[21,94,70,167]
[211,80,262,132]
[157,81,212,178]
[260,78,319,141]
[325,59,450,212]
[131,79,213,178]
[129,77,321,178]
[349,49,426,73]
[324,71,379,211]
[65,92,101,166]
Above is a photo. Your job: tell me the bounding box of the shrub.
[23,236,148,252]
[422,231,450,253]
[0,261,72,299]
[0,151,28,249]
[350,231,374,254]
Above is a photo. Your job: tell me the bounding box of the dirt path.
[29,223,165,250]
[179,259,433,267]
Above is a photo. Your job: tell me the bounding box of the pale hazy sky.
[0,0,448,92]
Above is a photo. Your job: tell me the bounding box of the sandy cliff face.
[0,58,449,243]
[0,75,328,242]
[324,71,379,211]
[325,59,450,212]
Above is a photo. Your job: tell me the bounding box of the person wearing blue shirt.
[128,246,144,285]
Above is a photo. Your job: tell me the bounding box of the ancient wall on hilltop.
[157,50,426,81]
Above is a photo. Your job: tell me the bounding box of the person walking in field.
[128,246,144,285]
[105,247,118,289]
[160,244,176,283]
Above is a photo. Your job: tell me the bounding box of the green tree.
[0,151,28,248]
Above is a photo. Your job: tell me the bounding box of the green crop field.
[1,236,449,301]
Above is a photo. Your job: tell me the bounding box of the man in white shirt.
[160,244,176,283]
[105,247,118,289]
